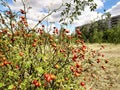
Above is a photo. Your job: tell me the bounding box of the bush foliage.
[80,21,120,44]
[0,0,112,90]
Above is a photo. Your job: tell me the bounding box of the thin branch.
[32,4,63,29]
[1,0,13,32]
[0,13,11,30]
[21,0,27,18]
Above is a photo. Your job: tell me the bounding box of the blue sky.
[0,0,120,32]
[104,0,120,10]
[97,0,120,13]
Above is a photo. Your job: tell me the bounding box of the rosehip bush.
[0,1,110,90]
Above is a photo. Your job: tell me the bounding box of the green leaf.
[8,85,14,89]
[0,83,4,88]
[8,71,14,76]
[25,61,32,68]
[20,82,26,90]
[59,18,63,22]
[37,54,44,59]
[36,67,44,74]
[16,54,22,60]
[77,12,81,15]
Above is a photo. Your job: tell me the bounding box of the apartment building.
[76,14,120,30]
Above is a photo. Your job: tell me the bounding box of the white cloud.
[94,0,104,9]
[73,11,102,26]
[73,0,104,27]
[8,0,105,28]
[107,1,120,17]
[27,19,37,28]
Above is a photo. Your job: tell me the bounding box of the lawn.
[87,43,120,90]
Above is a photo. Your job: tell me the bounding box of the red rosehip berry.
[105,60,108,63]
[32,43,37,47]
[33,80,37,84]
[80,82,85,87]
[20,9,26,14]
[76,63,80,68]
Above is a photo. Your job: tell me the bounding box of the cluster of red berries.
[38,29,44,34]
[76,28,82,35]
[44,73,56,82]
[32,38,38,47]
[70,62,83,77]
[0,61,11,66]
[32,80,41,87]
[53,27,59,34]
[20,16,28,27]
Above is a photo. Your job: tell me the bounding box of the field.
[87,43,120,90]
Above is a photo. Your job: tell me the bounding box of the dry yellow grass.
[87,43,120,90]
[87,43,120,59]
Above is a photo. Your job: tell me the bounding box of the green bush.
[79,21,120,44]
[89,30,103,43]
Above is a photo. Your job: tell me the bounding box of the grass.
[87,43,120,90]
